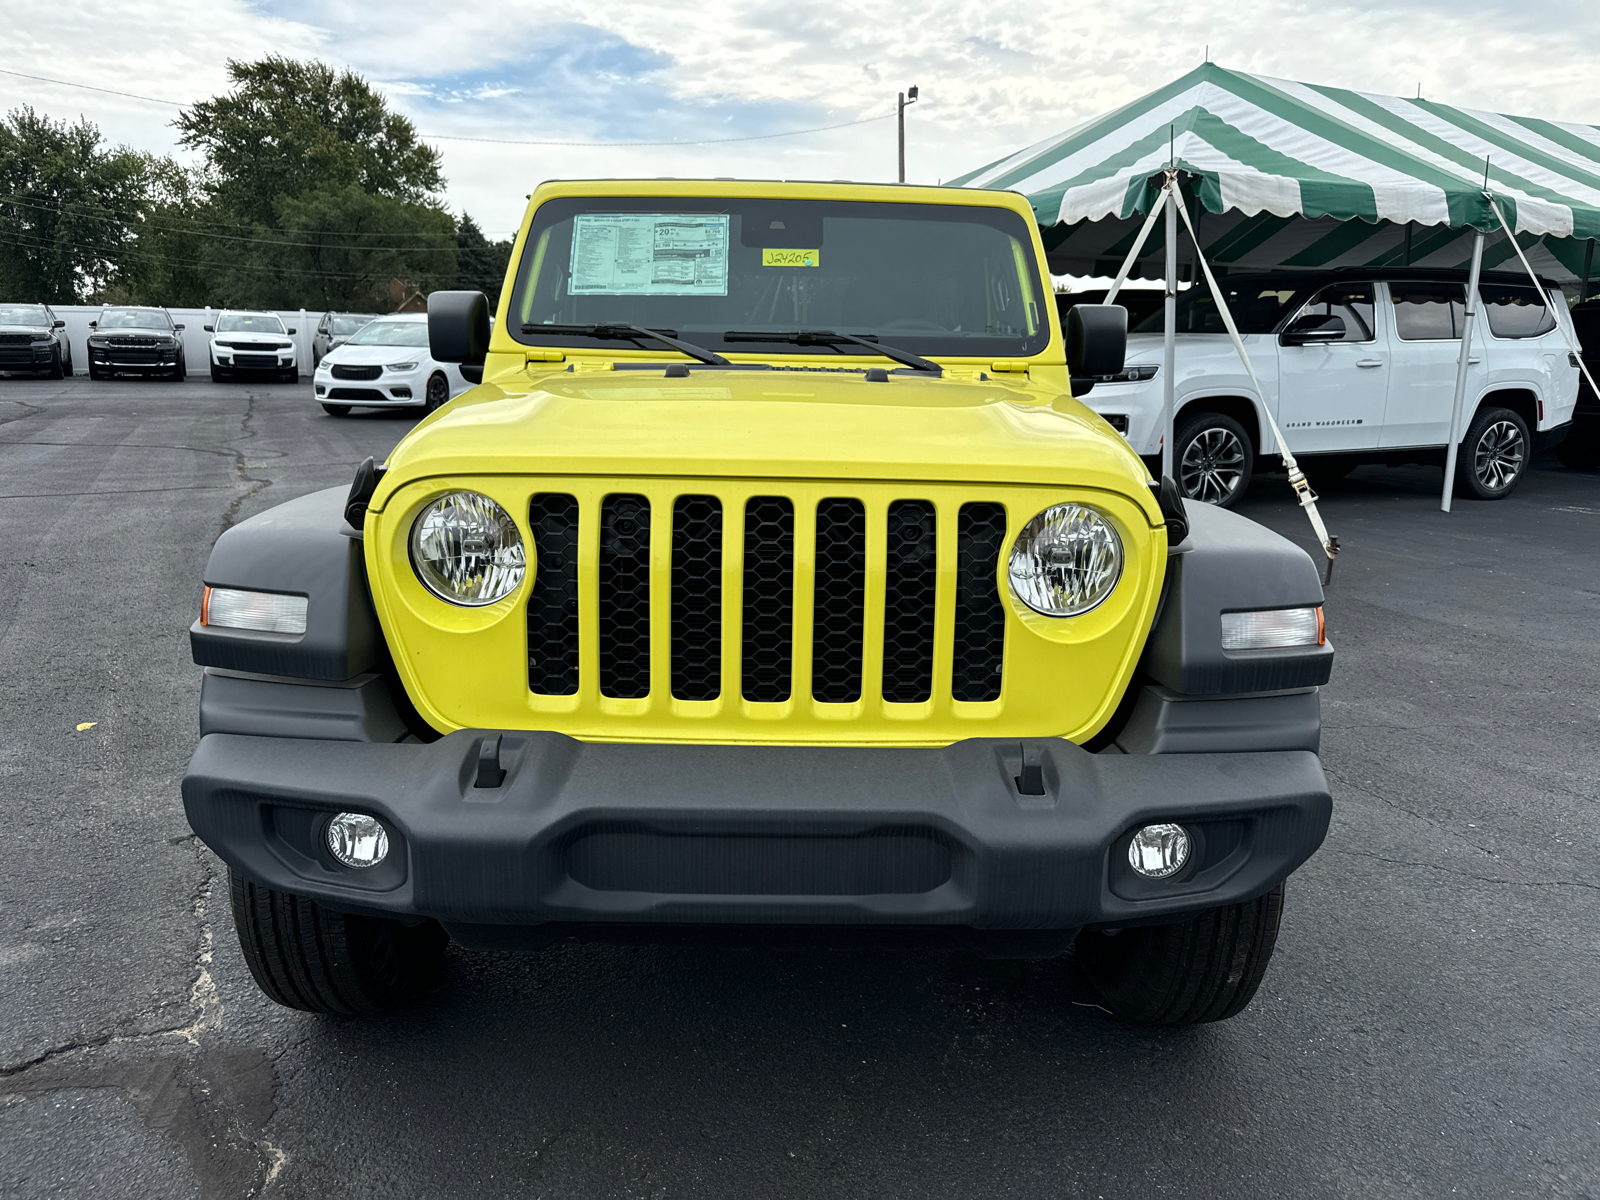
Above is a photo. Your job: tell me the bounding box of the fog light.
[1128,823,1190,879]
[326,812,389,868]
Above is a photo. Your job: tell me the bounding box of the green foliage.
[176,57,444,227]
[0,107,155,302]
[454,213,514,309]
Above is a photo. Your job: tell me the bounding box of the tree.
[173,57,453,309]
[454,213,514,309]
[175,57,444,228]
[0,107,155,302]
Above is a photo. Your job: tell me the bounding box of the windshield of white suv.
[218,313,286,334]
[0,305,50,325]
[99,308,171,330]
[345,319,429,347]
[510,197,1049,359]
[1133,282,1305,335]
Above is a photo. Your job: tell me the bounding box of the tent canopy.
[950,64,1600,284]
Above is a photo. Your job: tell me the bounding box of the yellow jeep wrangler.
[184,180,1333,1025]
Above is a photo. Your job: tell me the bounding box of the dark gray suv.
[0,302,73,377]
[87,307,186,381]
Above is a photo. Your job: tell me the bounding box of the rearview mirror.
[1065,304,1127,379]
[429,290,490,379]
[1281,314,1345,345]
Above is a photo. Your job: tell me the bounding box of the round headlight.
[409,491,526,606]
[1007,503,1123,616]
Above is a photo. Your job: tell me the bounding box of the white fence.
[48,306,323,378]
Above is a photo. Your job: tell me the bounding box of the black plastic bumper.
[184,730,1331,933]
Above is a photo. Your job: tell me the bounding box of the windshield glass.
[332,316,372,335]
[0,304,49,325]
[345,319,429,347]
[1133,281,1306,334]
[510,197,1049,358]
[99,308,170,330]
[218,313,285,334]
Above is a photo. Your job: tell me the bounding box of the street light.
[898,85,918,183]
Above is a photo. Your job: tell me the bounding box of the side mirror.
[286,327,297,334]
[1065,304,1127,378]
[1280,314,1345,345]
[429,290,490,371]
[173,323,185,331]
[88,320,97,329]
[53,319,65,328]
[203,324,214,332]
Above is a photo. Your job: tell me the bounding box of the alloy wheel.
[1473,420,1525,492]
[426,373,449,411]
[1180,427,1247,504]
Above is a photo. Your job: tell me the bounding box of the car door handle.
[1356,358,1384,368]
[1468,357,1481,364]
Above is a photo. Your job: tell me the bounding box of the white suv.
[1080,270,1579,505]
[205,310,299,383]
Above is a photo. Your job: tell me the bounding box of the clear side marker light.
[326,812,389,868]
[202,586,309,635]
[1128,823,1190,879]
[1220,606,1324,651]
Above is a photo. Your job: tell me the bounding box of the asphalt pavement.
[1,375,1596,1199]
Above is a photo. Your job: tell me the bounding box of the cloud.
[2,0,1598,236]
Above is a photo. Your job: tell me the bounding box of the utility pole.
[898,86,918,182]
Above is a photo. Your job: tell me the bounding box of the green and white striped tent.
[950,63,1600,286]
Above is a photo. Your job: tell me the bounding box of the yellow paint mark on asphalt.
[75,721,97,731]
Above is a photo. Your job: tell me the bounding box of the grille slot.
[882,500,938,703]
[811,498,866,703]
[331,363,381,380]
[952,503,1007,702]
[526,493,580,695]
[740,497,794,702]
[598,494,651,698]
[671,495,723,701]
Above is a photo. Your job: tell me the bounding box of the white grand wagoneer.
[1078,269,1579,506]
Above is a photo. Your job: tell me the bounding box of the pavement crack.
[1326,847,1600,891]
[219,391,274,536]
[0,397,47,429]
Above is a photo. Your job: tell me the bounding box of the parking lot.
[1,374,1597,1199]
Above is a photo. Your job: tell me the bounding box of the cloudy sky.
[6,0,1600,238]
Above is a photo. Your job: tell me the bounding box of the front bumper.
[314,366,424,405]
[183,730,1331,933]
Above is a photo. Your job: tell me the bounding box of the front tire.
[46,348,63,380]
[210,364,228,383]
[1175,411,1254,508]
[171,353,186,382]
[1074,883,1285,1025]
[1455,406,1529,500]
[229,870,448,1015]
[424,371,449,412]
[88,363,105,381]
[321,404,351,417]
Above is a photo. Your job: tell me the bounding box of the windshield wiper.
[521,322,729,366]
[722,329,941,374]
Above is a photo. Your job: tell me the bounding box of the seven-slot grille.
[526,491,1008,706]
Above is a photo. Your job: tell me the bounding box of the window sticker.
[569,213,729,296]
[761,248,820,267]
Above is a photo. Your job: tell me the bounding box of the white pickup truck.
[1079,269,1579,506]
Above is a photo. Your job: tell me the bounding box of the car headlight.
[409,491,526,606]
[388,361,418,371]
[1007,503,1123,616]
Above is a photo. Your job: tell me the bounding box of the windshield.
[345,319,429,347]
[332,316,373,335]
[99,308,170,330]
[218,313,285,334]
[0,304,49,325]
[510,197,1049,359]
[1133,282,1306,335]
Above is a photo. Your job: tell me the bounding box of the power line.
[0,228,417,281]
[0,65,893,148]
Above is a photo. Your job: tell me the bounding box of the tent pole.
[1441,228,1486,513]
[1163,176,1178,480]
